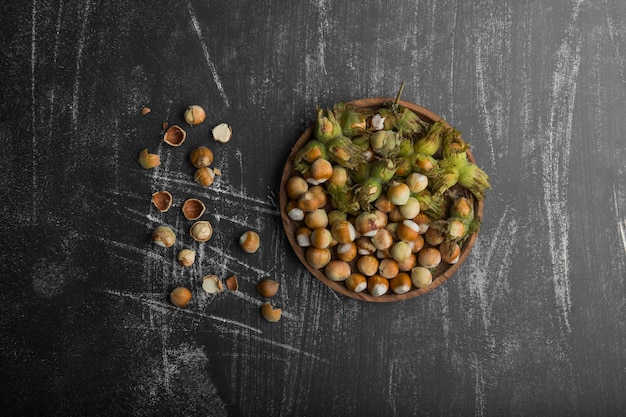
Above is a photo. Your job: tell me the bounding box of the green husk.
[411,153,439,174]
[415,190,446,220]
[370,130,398,157]
[293,140,327,174]
[457,162,491,201]
[327,183,361,215]
[326,135,366,170]
[315,106,342,143]
[428,162,460,196]
[354,177,383,211]
[394,106,429,135]
[442,128,468,166]
[414,119,447,156]
[369,158,397,183]
[340,106,367,137]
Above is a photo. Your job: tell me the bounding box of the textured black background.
[1,1,625,416]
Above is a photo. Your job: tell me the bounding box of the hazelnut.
[190,221,213,242]
[260,302,282,322]
[256,279,279,298]
[345,273,367,293]
[325,260,351,282]
[170,287,192,308]
[389,272,412,295]
[286,176,309,200]
[202,275,224,294]
[194,167,216,187]
[239,231,260,253]
[439,241,461,264]
[212,123,232,143]
[152,226,176,248]
[138,148,160,169]
[357,255,379,277]
[336,242,357,262]
[296,227,312,247]
[184,105,206,126]
[304,209,329,230]
[418,247,442,268]
[367,275,389,297]
[411,266,432,288]
[189,146,214,168]
[177,249,196,267]
[330,220,356,244]
[305,247,331,269]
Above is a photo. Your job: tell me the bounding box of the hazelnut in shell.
[411,266,433,288]
[239,231,260,253]
[194,167,216,187]
[306,247,331,269]
[286,176,309,200]
[177,249,196,267]
[367,275,389,297]
[389,272,412,295]
[189,146,214,168]
[418,247,442,269]
[345,273,367,293]
[336,242,357,262]
[325,260,351,282]
[256,279,279,298]
[184,105,206,126]
[170,287,192,308]
[138,148,160,169]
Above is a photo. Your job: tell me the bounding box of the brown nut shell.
[163,125,187,146]
[225,275,239,292]
[182,198,206,220]
[190,221,213,242]
[138,148,161,169]
[189,146,214,168]
[256,279,279,298]
[184,105,206,126]
[194,167,215,187]
[151,191,173,212]
[202,275,224,294]
[260,302,282,322]
[170,287,192,308]
[239,231,260,253]
[152,226,176,248]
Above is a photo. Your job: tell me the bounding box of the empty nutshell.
[151,190,173,212]
[163,125,187,146]
[260,302,282,323]
[182,198,206,220]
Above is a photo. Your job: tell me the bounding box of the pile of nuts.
[138,105,281,322]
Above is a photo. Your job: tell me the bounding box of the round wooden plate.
[280,98,484,302]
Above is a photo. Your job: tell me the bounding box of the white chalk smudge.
[614,186,626,255]
[474,355,486,417]
[467,205,518,334]
[71,0,92,129]
[186,0,230,107]
[102,290,262,333]
[314,0,328,75]
[541,1,583,333]
[248,333,329,364]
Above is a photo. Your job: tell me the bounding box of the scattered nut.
[202,275,224,294]
[225,275,239,292]
[140,106,151,115]
[138,148,161,169]
[256,279,279,298]
[260,302,282,323]
[190,221,213,242]
[162,121,169,130]
[182,198,206,220]
[189,146,214,168]
[184,105,206,126]
[152,226,176,248]
[163,125,187,146]
[239,231,260,253]
[194,167,215,187]
[170,287,192,308]
[212,123,232,143]
[177,249,196,267]
[151,190,173,212]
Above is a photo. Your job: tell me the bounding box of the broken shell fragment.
[140,107,151,115]
[184,105,206,126]
[189,146,214,168]
[212,123,232,143]
[163,125,187,146]
[138,148,161,169]
[151,190,173,212]
[177,249,196,267]
[225,275,239,292]
[194,167,215,187]
[152,226,176,248]
[260,302,282,323]
[202,275,224,294]
[190,220,213,242]
[182,198,206,220]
